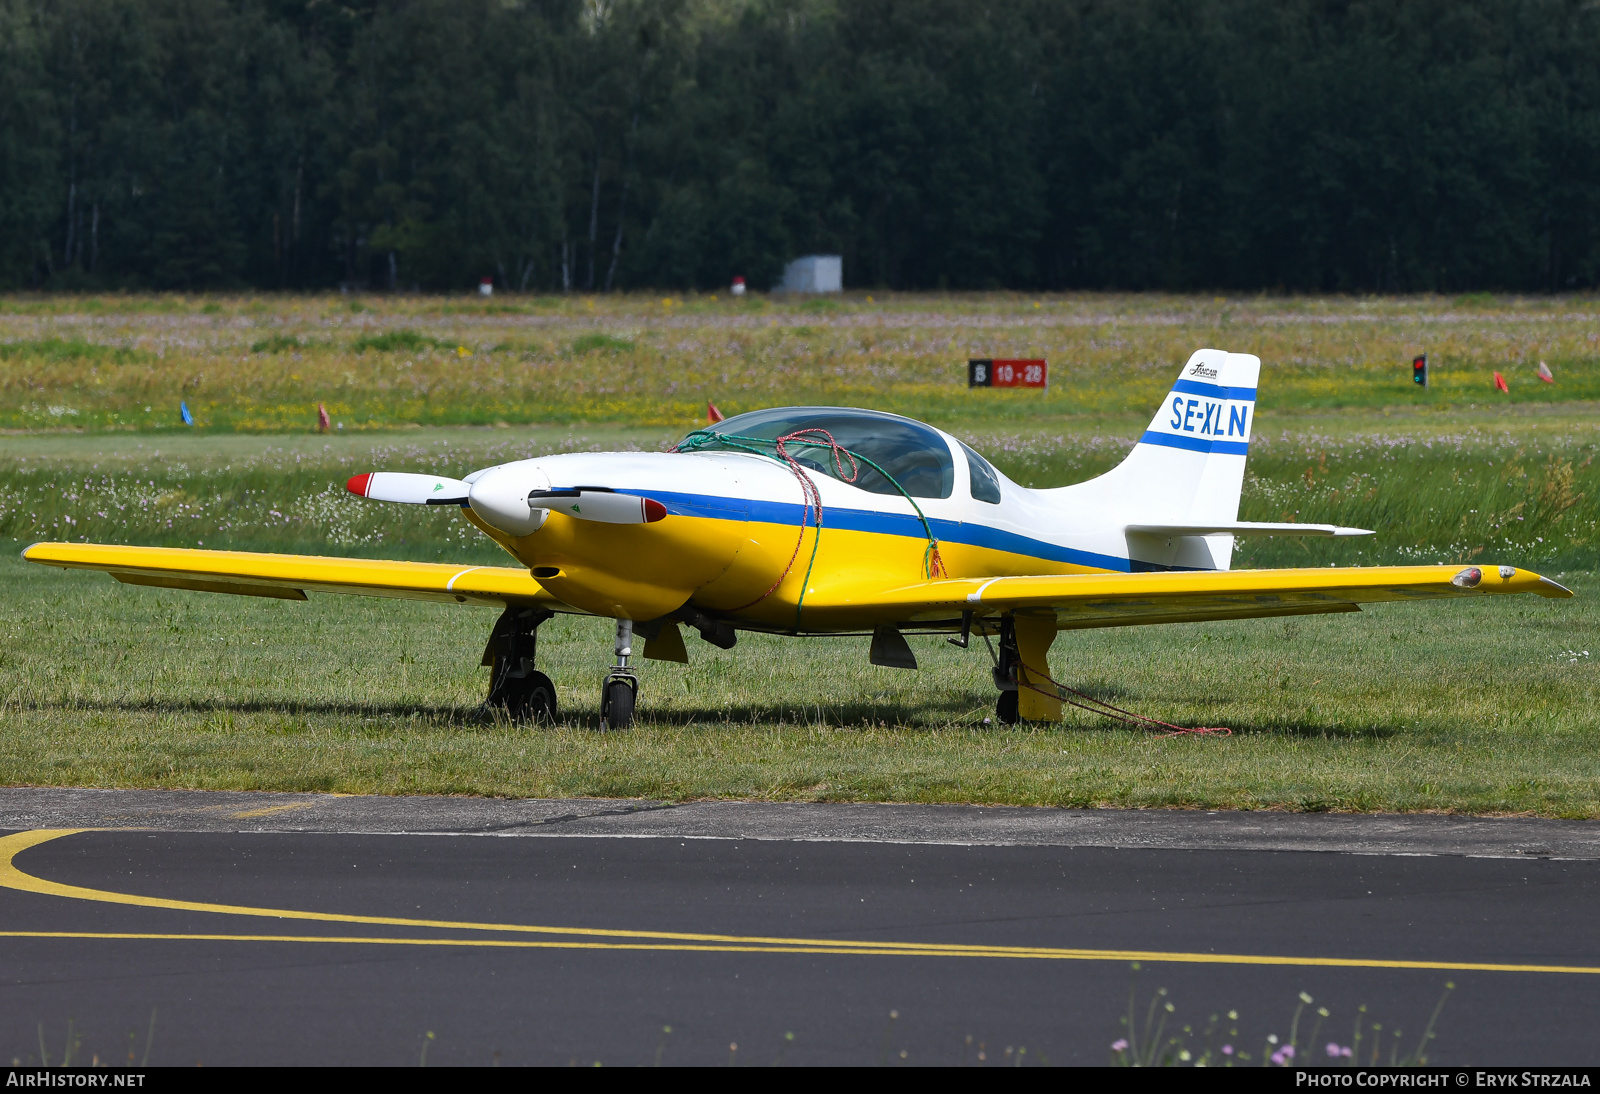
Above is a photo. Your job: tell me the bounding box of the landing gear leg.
[600,618,638,730]
[484,606,557,723]
[993,614,1020,725]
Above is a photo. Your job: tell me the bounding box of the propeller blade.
[532,488,667,525]
[347,472,471,505]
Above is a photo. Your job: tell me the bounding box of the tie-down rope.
[984,633,1231,737]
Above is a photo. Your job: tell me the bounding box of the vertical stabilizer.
[1052,349,1260,570]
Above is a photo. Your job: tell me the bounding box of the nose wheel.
[600,618,639,730]
[601,673,637,729]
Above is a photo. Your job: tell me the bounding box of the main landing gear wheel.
[500,670,558,723]
[483,605,556,724]
[992,613,1021,725]
[996,689,1019,725]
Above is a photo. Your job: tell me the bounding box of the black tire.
[996,689,1019,725]
[498,669,557,723]
[601,678,636,729]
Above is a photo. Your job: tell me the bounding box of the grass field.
[2,293,1597,814]
[3,291,1600,432]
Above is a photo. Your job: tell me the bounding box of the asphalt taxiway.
[1,789,1597,1066]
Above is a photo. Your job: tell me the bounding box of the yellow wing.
[22,541,575,612]
[812,563,1571,631]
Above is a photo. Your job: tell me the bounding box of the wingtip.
[346,473,372,498]
[1332,527,1376,537]
[1538,575,1575,598]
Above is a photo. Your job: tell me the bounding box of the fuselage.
[454,408,1206,632]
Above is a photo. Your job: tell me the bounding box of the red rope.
[725,429,842,612]
[1014,660,1231,737]
[776,428,858,484]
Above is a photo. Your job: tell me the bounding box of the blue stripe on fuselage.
[634,489,1204,574]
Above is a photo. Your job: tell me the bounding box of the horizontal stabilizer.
[1127,522,1373,538]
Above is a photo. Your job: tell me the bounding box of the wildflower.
[1221,1045,1233,1056]
[1110,1039,1128,1052]
[1299,992,1313,1004]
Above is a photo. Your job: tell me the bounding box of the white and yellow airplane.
[24,350,1571,727]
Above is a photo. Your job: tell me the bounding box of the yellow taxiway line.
[3,830,1597,975]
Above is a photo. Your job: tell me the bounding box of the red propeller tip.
[346,473,373,498]
[643,499,668,523]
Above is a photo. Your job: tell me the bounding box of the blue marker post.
[180,401,194,426]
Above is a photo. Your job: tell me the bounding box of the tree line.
[3,0,1598,294]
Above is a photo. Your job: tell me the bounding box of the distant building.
[777,255,842,293]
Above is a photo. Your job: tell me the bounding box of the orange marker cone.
[1538,361,1554,384]
[317,403,331,432]
[1494,371,1510,393]
[707,401,725,424]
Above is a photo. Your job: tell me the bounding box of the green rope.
[675,428,947,630]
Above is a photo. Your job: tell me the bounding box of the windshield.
[680,407,954,499]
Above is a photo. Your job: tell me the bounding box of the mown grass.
[2,291,1599,432]
[1,556,1593,814]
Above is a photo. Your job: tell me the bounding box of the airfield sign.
[968,358,1047,389]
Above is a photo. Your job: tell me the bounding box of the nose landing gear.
[600,618,638,729]
[484,606,557,722]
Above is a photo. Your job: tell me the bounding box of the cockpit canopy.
[681,407,955,499]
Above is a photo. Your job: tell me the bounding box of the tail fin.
[1052,349,1260,570]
